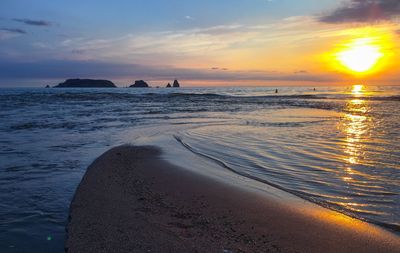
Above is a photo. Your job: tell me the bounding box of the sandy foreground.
[66,145,400,253]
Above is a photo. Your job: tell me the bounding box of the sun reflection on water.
[352,85,364,95]
[337,89,376,212]
[341,86,372,183]
[342,105,369,166]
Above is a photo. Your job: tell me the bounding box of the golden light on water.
[341,85,369,181]
[341,96,371,183]
[351,85,364,95]
[336,38,383,73]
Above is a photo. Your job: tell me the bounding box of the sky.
[0,0,399,87]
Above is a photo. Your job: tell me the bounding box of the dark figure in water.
[275,89,278,94]
[313,88,316,91]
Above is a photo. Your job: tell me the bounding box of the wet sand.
[66,145,400,253]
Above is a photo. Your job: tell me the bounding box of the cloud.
[0,28,26,34]
[211,67,228,71]
[71,49,86,55]
[294,70,308,74]
[0,28,27,40]
[319,0,400,23]
[191,24,245,35]
[13,18,52,26]
[52,25,250,64]
[53,18,319,65]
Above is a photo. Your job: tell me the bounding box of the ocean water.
[0,86,399,252]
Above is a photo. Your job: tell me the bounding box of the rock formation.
[173,79,180,88]
[129,80,149,88]
[54,79,116,88]
[166,83,172,88]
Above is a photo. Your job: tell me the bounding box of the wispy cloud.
[319,0,400,23]
[55,17,329,64]
[0,28,27,40]
[13,18,52,26]
[0,28,26,34]
[294,70,308,74]
[211,67,228,71]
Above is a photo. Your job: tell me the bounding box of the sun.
[336,38,383,73]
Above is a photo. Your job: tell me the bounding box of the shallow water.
[0,86,399,252]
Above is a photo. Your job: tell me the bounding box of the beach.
[66,145,400,253]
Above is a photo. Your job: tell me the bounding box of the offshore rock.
[129,80,149,88]
[54,79,116,88]
[173,79,180,88]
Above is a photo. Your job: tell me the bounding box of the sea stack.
[129,80,149,88]
[173,79,180,88]
[54,79,116,88]
[166,83,172,88]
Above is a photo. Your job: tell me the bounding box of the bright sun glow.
[336,38,383,73]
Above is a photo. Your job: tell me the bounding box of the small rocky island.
[166,79,180,88]
[173,79,180,87]
[129,80,149,88]
[54,79,116,88]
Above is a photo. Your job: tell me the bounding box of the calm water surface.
[0,86,399,252]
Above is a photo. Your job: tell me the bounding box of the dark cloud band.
[0,28,26,34]
[13,18,52,26]
[319,0,400,23]
[0,60,334,83]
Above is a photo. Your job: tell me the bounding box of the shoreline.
[174,135,400,233]
[66,145,400,252]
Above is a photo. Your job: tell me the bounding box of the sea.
[0,85,399,252]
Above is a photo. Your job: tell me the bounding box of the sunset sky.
[0,0,399,87]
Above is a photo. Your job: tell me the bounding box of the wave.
[245,120,329,128]
[143,93,399,101]
[371,95,400,101]
[2,89,399,106]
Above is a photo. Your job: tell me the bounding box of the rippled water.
[0,86,399,252]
